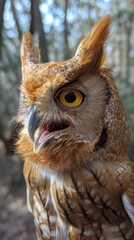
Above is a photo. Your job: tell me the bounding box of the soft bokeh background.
[0,0,134,239]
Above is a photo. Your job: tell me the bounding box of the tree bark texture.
[64,0,70,59]
[30,0,49,63]
[11,0,22,40]
[0,0,6,48]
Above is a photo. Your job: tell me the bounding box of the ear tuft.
[75,15,111,71]
[21,32,40,68]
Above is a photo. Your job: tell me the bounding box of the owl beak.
[33,126,59,153]
[27,105,69,153]
[33,121,69,153]
[28,105,42,142]
[33,121,69,154]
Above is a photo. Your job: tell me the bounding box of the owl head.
[17,16,130,171]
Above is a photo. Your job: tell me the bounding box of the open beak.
[28,105,70,154]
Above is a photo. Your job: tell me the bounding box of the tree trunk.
[10,0,22,40]
[93,0,99,20]
[30,0,49,63]
[63,0,70,59]
[0,0,6,48]
[125,14,133,86]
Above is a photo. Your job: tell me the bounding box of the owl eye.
[57,88,84,107]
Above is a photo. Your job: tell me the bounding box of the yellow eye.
[58,88,84,107]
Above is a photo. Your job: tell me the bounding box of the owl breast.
[28,163,134,240]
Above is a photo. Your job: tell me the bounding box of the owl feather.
[16,16,134,240]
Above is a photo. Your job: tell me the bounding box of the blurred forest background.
[0,0,134,239]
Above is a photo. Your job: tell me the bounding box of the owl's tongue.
[33,124,56,153]
[33,122,69,153]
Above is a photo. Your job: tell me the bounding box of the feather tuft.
[75,15,111,71]
[21,32,40,67]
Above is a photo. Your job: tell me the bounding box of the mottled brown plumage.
[17,16,134,239]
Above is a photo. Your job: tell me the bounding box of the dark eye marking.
[95,128,108,150]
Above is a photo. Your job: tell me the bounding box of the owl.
[17,16,134,239]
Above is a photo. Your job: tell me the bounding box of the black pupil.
[64,92,76,103]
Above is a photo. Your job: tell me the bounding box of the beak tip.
[33,142,43,154]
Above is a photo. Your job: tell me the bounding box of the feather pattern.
[75,15,111,70]
[16,16,134,239]
[21,32,39,67]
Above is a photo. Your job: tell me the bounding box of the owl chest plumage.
[26,161,134,240]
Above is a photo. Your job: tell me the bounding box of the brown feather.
[21,32,39,67]
[75,15,111,70]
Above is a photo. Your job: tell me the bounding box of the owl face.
[22,70,108,152]
[20,64,108,171]
[18,16,129,171]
